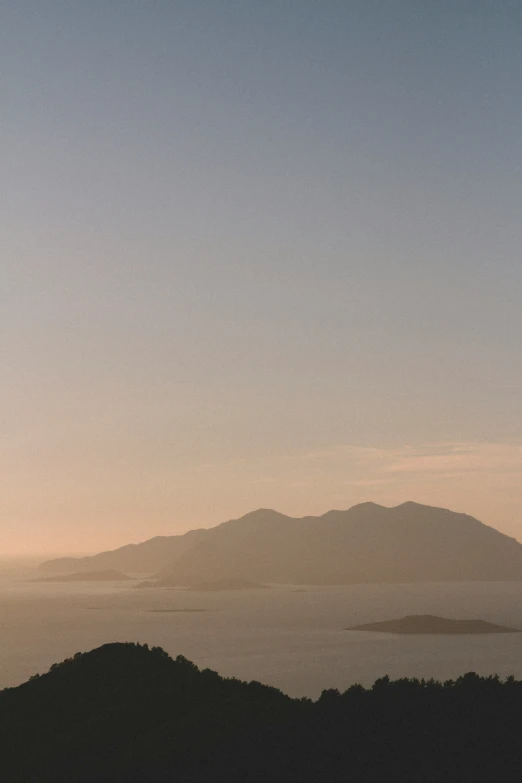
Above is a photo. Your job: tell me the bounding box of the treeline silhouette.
[1,642,522,781]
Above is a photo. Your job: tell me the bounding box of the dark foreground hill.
[40,502,522,585]
[348,614,521,634]
[3,643,522,782]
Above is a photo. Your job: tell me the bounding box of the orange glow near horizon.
[4,441,522,556]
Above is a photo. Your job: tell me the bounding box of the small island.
[347,614,521,635]
[134,580,162,589]
[187,578,268,592]
[147,608,206,613]
[33,570,132,583]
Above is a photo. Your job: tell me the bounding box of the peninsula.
[33,570,132,583]
[187,578,268,591]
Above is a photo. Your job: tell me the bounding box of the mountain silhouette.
[4,642,522,782]
[39,502,522,585]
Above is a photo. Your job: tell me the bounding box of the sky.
[2,0,522,554]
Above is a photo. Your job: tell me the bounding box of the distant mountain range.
[39,502,522,585]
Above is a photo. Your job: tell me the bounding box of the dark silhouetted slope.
[0,643,293,783]
[3,643,522,782]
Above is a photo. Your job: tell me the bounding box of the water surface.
[2,562,522,697]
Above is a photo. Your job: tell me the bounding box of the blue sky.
[2,1,522,552]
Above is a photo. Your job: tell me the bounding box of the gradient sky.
[2,0,522,554]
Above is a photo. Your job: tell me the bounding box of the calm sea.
[2,561,522,698]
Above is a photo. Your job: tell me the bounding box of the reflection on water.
[2,562,522,697]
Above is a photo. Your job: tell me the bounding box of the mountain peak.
[348,502,386,511]
[235,508,289,522]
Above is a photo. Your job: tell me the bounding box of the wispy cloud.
[301,441,522,537]
[360,442,522,478]
[191,440,522,539]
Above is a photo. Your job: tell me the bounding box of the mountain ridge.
[38,502,522,585]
